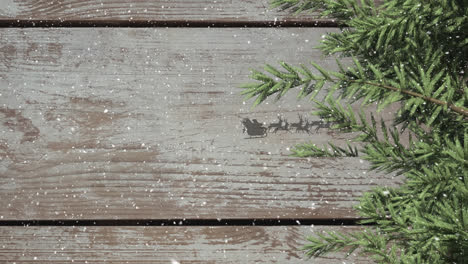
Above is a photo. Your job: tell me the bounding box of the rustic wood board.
[0,28,400,220]
[0,0,320,24]
[0,225,371,263]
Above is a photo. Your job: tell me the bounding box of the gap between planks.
[0,218,373,226]
[0,19,342,28]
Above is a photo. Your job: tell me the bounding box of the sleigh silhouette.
[241,118,267,138]
[241,116,331,138]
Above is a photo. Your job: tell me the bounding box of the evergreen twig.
[353,80,468,117]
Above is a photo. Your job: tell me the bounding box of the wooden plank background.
[0,226,371,263]
[0,1,392,263]
[0,0,318,24]
[0,28,399,220]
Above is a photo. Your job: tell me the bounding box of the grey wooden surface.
[0,1,392,262]
[0,226,371,263]
[0,28,399,220]
[0,0,317,23]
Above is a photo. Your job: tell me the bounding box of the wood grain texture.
[0,0,319,24]
[0,226,371,263]
[0,28,400,220]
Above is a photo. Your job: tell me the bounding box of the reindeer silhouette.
[267,115,290,133]
[290,114,311,133]
[309,120,331,133]
[241,118,267,138]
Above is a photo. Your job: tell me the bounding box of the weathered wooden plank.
[0,28,400,220]
[0,226,371,263]
[0,0,319,24]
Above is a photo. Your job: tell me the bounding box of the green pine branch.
[241,0,468,262]
[291,141,358,157]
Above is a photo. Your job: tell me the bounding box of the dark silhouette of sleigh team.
[241,115,330,138]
